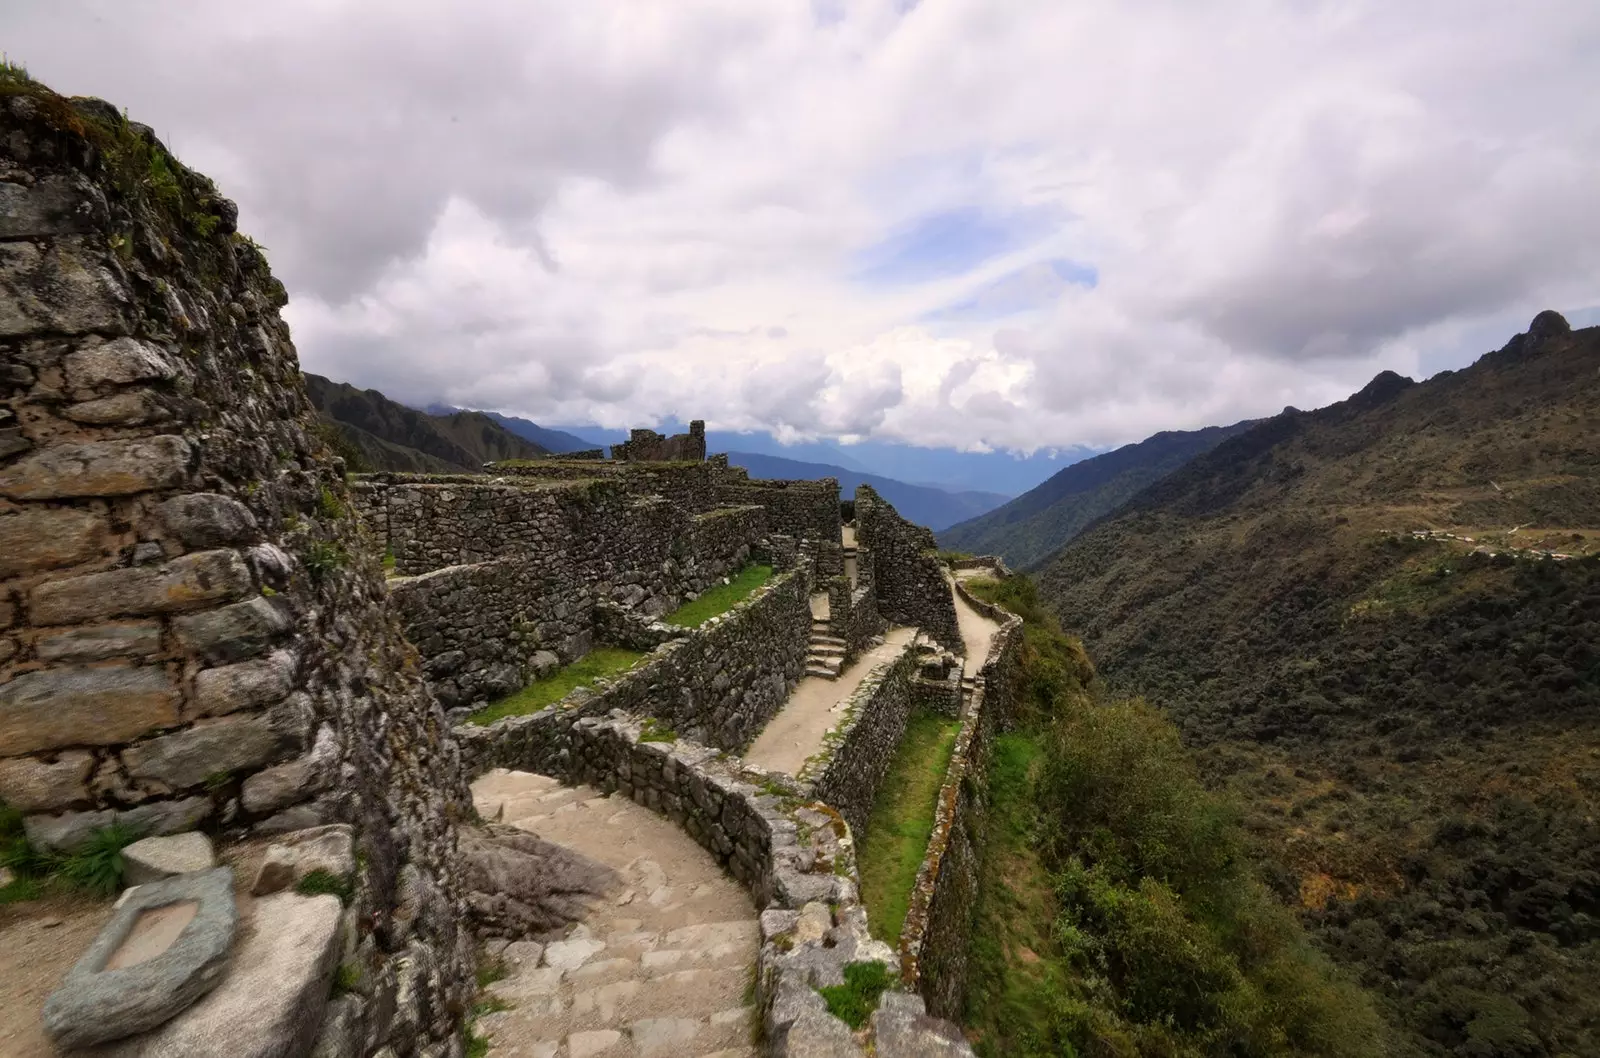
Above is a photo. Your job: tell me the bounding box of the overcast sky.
[8,1,1599,451]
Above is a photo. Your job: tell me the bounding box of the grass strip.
[662,565,773,628]
[467,647,648,726]
[855,710,962,945]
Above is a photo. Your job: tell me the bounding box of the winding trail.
[471,770,760,1058]
[950,574,1001,662]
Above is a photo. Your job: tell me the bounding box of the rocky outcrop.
[459,823,618,937]
[0,79,470,1054]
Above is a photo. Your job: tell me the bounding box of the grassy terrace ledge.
[467,647,649,726]
[662,564,773,628]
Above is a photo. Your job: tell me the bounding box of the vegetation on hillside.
[1033,317,1600,1056]
[962,575,1381,1057]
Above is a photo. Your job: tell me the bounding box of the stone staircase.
[805,619,846,680]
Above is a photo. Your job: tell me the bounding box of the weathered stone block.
[0,664,179,755]
[0,749,93,812]
[0,176,107,238]
[251,824,355,896]
[0,241,130,337]
[241,724,334,815]
[35,621,163,663]
[62,389,171,426]
[157,492,259,549]
[122,831,217,885]
[62,336,179,390]
[173,596,289,663]
[0,435,190,500]
[25,796,211,853]
[192,650,295,717]
[30,549,251,624]
[123,710,304,792]
[0,504,105,578]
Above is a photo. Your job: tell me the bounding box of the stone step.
[809,635,846,648]
[809,643,845,658]
[804,664,840,681]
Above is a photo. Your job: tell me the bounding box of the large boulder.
[460,823,619,937]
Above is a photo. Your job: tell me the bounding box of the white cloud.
[8,0,1598,451]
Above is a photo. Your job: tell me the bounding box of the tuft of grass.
[317,486,346,520]
[476,954,509,989]
[856,711,961,945]
[332,962,362,996]
[662,565,773,628]
[818,961,892,1028]
[295,868,353,905]
[639,718,678,744]
[56,822,142,897]
[468,647,649,726]
[302,541,348,582]
[382,550,397,574]
[472,995,513,1017]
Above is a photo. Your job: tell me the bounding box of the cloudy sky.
[8,1,1599,452]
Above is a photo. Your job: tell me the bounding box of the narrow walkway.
[950,575,1002,662]
[742,626,917,776]
[471,770,759,1058]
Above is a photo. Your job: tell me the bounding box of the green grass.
[662,565,773,628]
[818,960,892,1028]
[855,710,961,945]
[1,803,144,902]
[296,868,353,904]
[467,647,649,726]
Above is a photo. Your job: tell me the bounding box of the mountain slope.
[1034,312,1600,1057]
[438,409,598,455]
[939,421,1255,567]
[723,451,1009,531]
[305,374,548,471]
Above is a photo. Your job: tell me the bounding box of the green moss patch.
[856,711,961,945]
[661,565,773,628]
[468,647,649,726]
[819,960,892,1028]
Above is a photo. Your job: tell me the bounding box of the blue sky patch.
[854,207,1053,285]
[923,257,1098,322]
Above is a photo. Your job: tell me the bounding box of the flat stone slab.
[43,866,236,1050]
[122,832,216,886]
[94,891,343,1058]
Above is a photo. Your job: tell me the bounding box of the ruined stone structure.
[610,419,705,462]
[0,78,1011,1058]
[0,86,470,1054]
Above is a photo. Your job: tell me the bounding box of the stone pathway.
[742,626,917,776]
[950,576,1001,662]
[470,770,760,1058]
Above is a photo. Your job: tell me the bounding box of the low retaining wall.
[794,636,921,840]
[456,565,811,771]
[899,585,1023,1019]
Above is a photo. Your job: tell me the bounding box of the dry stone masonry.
[1,83,469,1055]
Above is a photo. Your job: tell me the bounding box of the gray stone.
[191,650,296,717]
[42,866,236,1049]
[308,993,365,1058]
[0,176,107,238]
[123,710,303,792]
[157,493,260,549]
[0,664,180,756]
[870,991,974,1057]
[30,548,252,624]
[24,797,211,853]
[460,823,619,937]
[63,389,172,426]
[0,240,130,338]
[251,823,355,896]
[94,890,343,1058]
[62,336,180,390]
[35,621,163,663]
[0,435,190,500]
[779,1008,867,1057]
[530,650,561,678]
[0,637,13,665]
[0,504,106,577]
[174,597,290,664]
[253,799,335,837]
[240,724,335,814]
[0,750,93,812]
[123,832,217,885]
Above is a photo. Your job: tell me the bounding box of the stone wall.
[610,420,705,462]
[855,484,961,653]
[718,477,842,573]
[794,636,921,839]
[0,86,469,1054]
[457,564,810,767]
[899,585,1022,1019]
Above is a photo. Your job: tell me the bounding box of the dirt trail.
[742,626,917,776]
[950,575,1002,661]
[471,770,759,1058]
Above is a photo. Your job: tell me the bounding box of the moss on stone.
[467,647,649,726]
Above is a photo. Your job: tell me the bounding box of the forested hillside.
[305,373,549,472]
[939,421,1253,568]
[1036,312,1600,1057]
